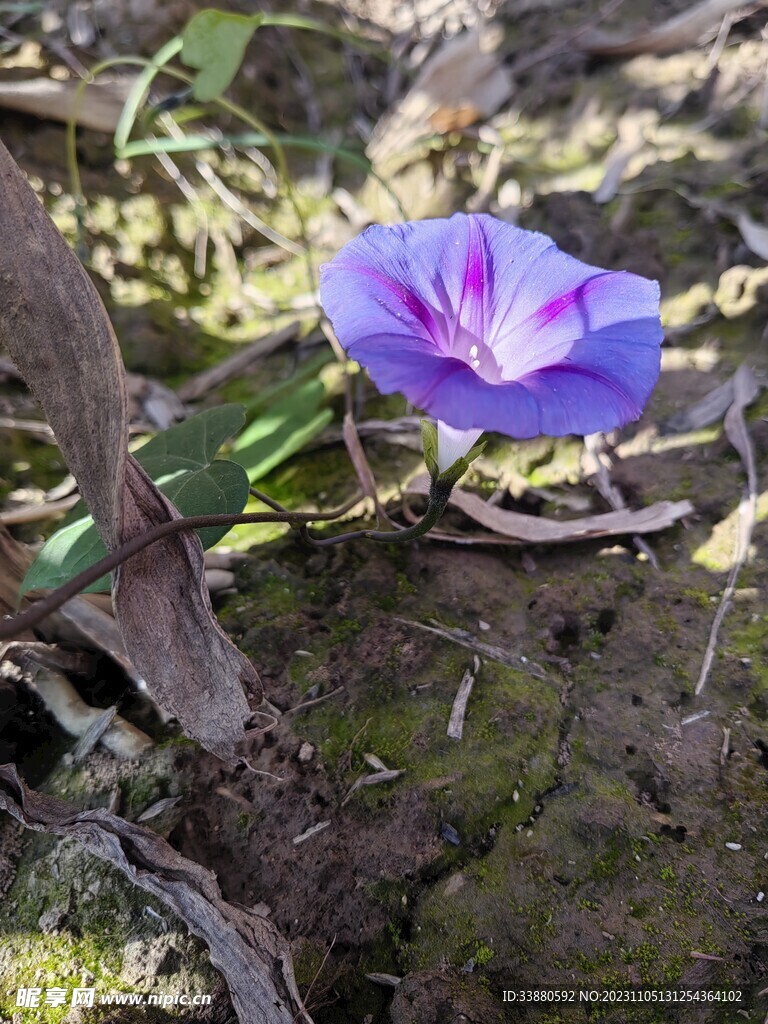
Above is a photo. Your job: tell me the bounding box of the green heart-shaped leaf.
[180,9,258,102]
[21,406,248,595]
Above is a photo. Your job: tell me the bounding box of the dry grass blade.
[0,142,259,760]
[394,616,553,682]
[177,322,300,402]
[342,412,384,520]
[0,765,311,1024]
[406,474,693,544]
[292,821,331,845]
[72,706,118,761]
[0,494,80,525]
[447,656,480,741]
[695,364,760,696]
[366,973,402,987]
[136,796,182,823]
[341,769,404,806]
[0,415,55,440]
[578,0,757,56]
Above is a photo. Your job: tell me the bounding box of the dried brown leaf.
[664,376,736,433]
[0,141,126,546]
[406,474,693,544]
[114,458,255,755]
[736,212,768,262]
[341,769,404,805]
[578,0,755,56]
[695,364,760,695]
[367,27,512,168]
[0,765,310,1024]
[0,142,258,759]
[0,78,134,132]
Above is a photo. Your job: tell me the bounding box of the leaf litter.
[0,764,312,1024]
[695,363,760,695]
[0,141,258,761]
[405,473,693,545]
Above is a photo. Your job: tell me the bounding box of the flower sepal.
[421,419,485,489]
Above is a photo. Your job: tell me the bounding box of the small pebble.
[441,822,461,846]
[478,620,490,631]
[725,842,742,851]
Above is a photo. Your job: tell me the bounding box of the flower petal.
[436,421,483,474]
[491,265,662,381]
[320,213,663,441]
[320,217,480,357]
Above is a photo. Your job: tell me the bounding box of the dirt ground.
[2,0,768,1022]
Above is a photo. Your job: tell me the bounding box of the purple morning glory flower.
[319,213,662,472]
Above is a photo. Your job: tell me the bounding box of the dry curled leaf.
[0,78,135,132]
[0,765,310,1024]
[341,769,404,806]
[578,0,755,56]
[695,364,759,695]
[406,474,693,544]
[367,27,512,168]
[736,212,768,263]
[0,141,258,759]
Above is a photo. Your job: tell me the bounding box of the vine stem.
[0,482,453,641]
[301,476,452,547]
[0,502,353,641]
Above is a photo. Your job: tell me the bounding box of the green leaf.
[232,380,332,483]
[180,10,258,102]
[21,516,110,596]
[21,406,247,596]
[160,460,249,550]
[135,403,245,478]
